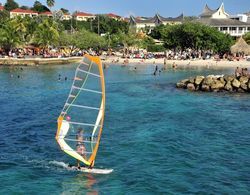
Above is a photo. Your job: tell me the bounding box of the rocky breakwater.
[176,75,250,93]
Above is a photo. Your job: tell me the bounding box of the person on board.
[76,128,86,168]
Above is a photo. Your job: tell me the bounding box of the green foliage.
[46,0,55,8]
[243,32,250,44]
[59,30,106,50]
[32,1,50,13]
[4,0,19,11]
[147,44,165,52]
[150,22,234,53]
[32,19,59,48]
[20,6,29,10]
[91,15,129,34]
[0,10,10,23]
[0,19,23,52]
[60,8,69,14]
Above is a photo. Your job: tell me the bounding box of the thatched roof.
[231,37,250,55]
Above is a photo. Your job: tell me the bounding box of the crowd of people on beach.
[0,48,95,59]
[1,46,249,63]
[122,49,248,62]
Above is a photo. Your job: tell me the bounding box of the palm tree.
[46,0,55,10]
[0,20,23,52]
[33,19,59,49]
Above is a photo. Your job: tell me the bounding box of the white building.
[129,13,184,33]
[198,3,250,37]
[74,12,96,21]
[39,11,53,18]
[10,8,38,18]
[62,13,72,20]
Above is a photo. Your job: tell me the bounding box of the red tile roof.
[107,13,121,18]
[0,6,4,11]
[10,8,38,14]
[74,12,94,17]
[39,11,52,16]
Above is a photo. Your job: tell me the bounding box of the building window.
[220,27,227,31]
[229,27,236,31]
[248,27,250,31]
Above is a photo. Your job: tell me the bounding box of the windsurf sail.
[56,54,105,168]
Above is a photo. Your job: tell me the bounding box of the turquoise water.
[0,64,249,194]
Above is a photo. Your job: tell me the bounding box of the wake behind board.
[69,166,113,174]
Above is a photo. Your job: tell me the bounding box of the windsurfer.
[76,127,86,168]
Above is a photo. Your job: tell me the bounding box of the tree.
[91,15,129,35]
[60,8,69,14]
[46,0,55,9]
[20,6,29,10]
[243,32,250,44]
[150,22,234,53]
[33,19,59,48]
[32,1,50,13]
[0,10,10,23]
[4,0,19,11]
[0,19,23,52]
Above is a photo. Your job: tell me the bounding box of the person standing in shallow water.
[153,65,158,75]
[76,128,86,168]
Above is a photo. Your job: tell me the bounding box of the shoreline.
[0,56,250,69]
[0,57,83,66]
[103,57,250,69]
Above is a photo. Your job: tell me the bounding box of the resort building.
[129,13,184,33]
[74,12,96,21]
[197,3,250,37]
[39,11,53,18]
[10,8,38,18]
[62,13,72,20]
[106,13,122,20]
[0,5,4,11]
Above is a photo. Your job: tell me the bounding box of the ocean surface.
[0,64,249,194]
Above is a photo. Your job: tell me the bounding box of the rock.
[201,84,210,92]
[187,83,195,91]
[176,79,189,88]
[203,77,215,86]
[176,82,186,88]
[211,80,225,91]
[219,77,226,85]
[237,88,245,93]
[248,81,250,90]
[240,83,248,91]
[195,76,204,85]
[232,79,241,88]
[188,77,195,84]
[180,79,189,84]
[223,75,235,82]
[224,82,233,91]
[239,76,249,84]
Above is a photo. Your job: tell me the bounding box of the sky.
[0,0,249,17]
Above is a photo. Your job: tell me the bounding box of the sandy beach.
[0,56,250,69]
[103,56,250,69]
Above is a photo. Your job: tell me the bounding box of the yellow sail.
[55,54,105,168]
